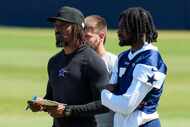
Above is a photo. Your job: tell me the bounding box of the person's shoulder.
[118,49,130,60]
[138,49,167,74]
[83,45,97,54]
[76,45,103,66]
[140,48,161,61]
[48,50,63,66]
[139,43,160,57]
[106,52,117,58]
[81,45,99,58]
[49,50,63,61]
[105,51,117,63]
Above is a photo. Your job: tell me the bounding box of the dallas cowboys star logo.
[147,74,157,84]
[58,68,68,77]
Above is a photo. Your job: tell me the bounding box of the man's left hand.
[104,84,117,92]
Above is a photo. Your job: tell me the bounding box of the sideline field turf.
[0,27,190,127]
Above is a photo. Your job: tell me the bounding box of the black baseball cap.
[48,6,85,28]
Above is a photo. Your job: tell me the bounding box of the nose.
[84,33,90,39]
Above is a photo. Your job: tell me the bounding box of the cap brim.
[47,17,74,24]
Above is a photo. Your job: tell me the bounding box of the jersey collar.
[128,42,158,60]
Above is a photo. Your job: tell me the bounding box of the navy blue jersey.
[116,49,167,114]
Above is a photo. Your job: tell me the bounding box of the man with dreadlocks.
[28,6,109,127]
[101,7,167,127]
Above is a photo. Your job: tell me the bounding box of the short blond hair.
[85,15,107,44]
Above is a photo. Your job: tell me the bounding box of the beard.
[118,34,133,47]
[55,32,69,48]
[119,39,132,46]
[119,40,127,46]
[56,39,69,47]
[88,41,98,50]
[87,43,95,50]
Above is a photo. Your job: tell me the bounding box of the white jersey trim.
[128,42,158,60]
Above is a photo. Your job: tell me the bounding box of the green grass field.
[0,27,190,127]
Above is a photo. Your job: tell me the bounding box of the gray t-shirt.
[96,51,117,127]
[101,52,117,77]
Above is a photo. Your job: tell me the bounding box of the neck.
[131,36,146,53]
[64,46,76,54]
[131,41,144,53]
[96,44,106,57]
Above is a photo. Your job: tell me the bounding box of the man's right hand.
[27,97,44,112]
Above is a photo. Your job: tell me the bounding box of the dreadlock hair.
[119,7,158,44]
[71,23,85,49]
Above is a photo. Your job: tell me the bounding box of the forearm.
[64,100,109,117]
[101,89,135,115]
[101,79,153,116]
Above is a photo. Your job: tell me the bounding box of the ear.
[99,32,105,40]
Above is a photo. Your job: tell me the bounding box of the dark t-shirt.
[44,45,109,127]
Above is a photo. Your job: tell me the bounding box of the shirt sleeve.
[64,100,109,117]
[43,80,53,100]
[133,64,166,89]
[88,53,110,94]
[44,59,53,100]
[101,78,153,116]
